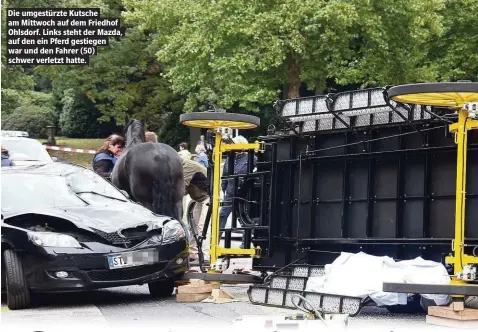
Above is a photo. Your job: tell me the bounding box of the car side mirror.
[120,190,130,199]
[51,157,58,162]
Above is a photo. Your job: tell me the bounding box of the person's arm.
[93,159,113,179]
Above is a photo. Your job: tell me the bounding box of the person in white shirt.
[178,142,192,161]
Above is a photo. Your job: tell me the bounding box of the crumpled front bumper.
[24,240,189,292]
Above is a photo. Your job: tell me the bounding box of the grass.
[38,137,104,168]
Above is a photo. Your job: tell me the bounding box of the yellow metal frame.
[209,131,262,270]
[391,92,478,109]
[181,120,258,130]
[444,110,478,284]
[390,89,478,292]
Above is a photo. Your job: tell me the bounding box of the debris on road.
[176,279,219,303]
[202,289,239,304]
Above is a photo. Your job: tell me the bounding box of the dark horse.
[111,120,185,222]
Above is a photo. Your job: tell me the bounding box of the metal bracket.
[325,93,358,135]
[272,100,307,140]
[382,86,425,138]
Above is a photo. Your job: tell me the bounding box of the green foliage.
[58,89,121,138]
[123,0,446,113]
[2,0,478,144]
[157,108,190,147]
[429,0,478,81]
[2,91,57,138]
[336,0,446,87]
[36,25,184,129]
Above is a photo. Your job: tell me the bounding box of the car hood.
[2,202,175,234]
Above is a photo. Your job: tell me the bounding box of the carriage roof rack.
[272,86,451,135]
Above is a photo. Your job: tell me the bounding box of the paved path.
[2,283,457,332]
[1,257,455,332]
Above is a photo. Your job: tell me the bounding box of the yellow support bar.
[208,133,261,271]
[447,109,478,280]
[209,132,223,267]
[446,254,478,265]
[220,142,262,152]
[216,247,260,257]
[449,117,478,133]
[451,110,467,275]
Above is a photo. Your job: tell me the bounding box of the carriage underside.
[235,88,478,271]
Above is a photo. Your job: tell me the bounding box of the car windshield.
[66,169,128,203]
[1,139,52,162]
[1,174,88,211]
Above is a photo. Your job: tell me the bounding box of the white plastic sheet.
[304,252,451,307]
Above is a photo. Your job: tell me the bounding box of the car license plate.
[107,254,131,269]
[106,250,159,269]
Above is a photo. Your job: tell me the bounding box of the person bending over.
[182,158,210,263]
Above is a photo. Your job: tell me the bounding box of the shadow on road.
[2,286,173,309]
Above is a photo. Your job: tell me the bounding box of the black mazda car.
[1,162,189,310]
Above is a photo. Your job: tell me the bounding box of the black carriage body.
[242,88,478,271]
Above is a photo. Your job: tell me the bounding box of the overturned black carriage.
[216,87,478,271]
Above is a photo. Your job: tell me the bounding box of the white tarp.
[305,251,451,306]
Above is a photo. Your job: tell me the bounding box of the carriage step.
[247,285,363,316]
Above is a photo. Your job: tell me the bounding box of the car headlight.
[28,232,82,248]
[162,220,186,244]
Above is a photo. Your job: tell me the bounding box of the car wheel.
[3,249,31,310]
[148,279,175,298]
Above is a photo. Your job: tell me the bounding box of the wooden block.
[188,279,209,285]
[177,284,218,294]
[176,292,210,303]
[427,315,478,329]
[428,306,478,320]
[450,301,465,311]
[211,288,234,299]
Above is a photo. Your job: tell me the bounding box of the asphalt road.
[0,256,456,332]
[2,283,455,332]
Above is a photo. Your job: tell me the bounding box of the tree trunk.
[286,55,300,99]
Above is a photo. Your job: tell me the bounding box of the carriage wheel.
[179,112,260,129]
[387,82,478,108]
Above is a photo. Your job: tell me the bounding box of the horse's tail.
[152,154,175,219]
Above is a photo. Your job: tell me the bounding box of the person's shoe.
[240,243,244,249]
